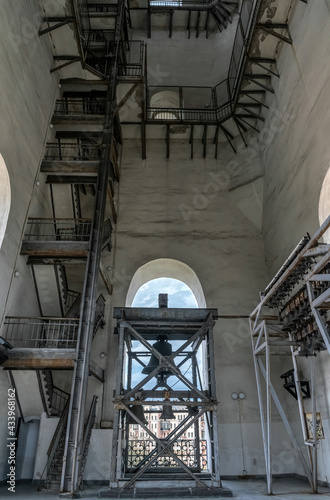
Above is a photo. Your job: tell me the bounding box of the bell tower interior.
[0,0,330,498]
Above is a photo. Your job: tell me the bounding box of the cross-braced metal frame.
[109,307,222,491]
[250,215,330,495]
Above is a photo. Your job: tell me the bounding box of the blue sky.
[132,278,198,308]
[130,278,199,392]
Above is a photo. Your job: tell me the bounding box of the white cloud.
[132,278,198,308]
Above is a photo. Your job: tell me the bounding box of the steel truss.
[250,215,330,494]
[109,307,222,491]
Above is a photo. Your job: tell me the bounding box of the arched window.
[132,277,198,308]
[319,167,330,243]
[126,258,206,307]
[0,154,11,249]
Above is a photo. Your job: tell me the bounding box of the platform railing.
[44,143,101,162]
[144,0,259,122]
[54,99,106,116]
[127,438,207,470]
[23,218,92,242]
[2,317,79,349]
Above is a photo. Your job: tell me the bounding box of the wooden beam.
[46,175,97,184]
[41,161,99,174]
[3,348,76,369]
[20,241,89,257]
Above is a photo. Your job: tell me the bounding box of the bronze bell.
[160,404,175,420]
[127,405,147,425]
[142,336,174,377]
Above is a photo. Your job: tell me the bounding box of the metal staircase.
[39,394,98,491]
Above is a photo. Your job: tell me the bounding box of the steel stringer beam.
[237,103,264,121]
[39,17,74,36]
[234,117,247,147]
[220,124,236,153]
[257,24,292,44]
[257,358,314,488]
[50,57,81,73]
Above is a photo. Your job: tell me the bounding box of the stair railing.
[38,396,70,489]
[78,395,98,489]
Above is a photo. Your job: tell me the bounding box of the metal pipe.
[310,354,318,493]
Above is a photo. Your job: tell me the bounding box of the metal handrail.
[93,294,106,336]
[2,317,79,349]
[40,397,70,488]
[144,0,260,121]
[54,99,106,116]
[23,218,92,242]
[148,0,237,11]
[44,143,101,161]
[78,395,98,487]
[52,386,70,415]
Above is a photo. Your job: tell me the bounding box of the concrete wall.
[33,414,113,483]
[0,0,58,480]
[260,0,330,485]
[100,137,299,476]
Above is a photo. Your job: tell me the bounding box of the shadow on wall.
[125,258,207,308]
[0,154,11,249]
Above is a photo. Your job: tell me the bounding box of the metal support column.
[59,1,125,495]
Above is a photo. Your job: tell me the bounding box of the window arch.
[319,167,330,243]
[132,277,198,308]
[0,154,11,249]
[126,258,206,308]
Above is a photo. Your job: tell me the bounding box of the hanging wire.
[169,362,192,389]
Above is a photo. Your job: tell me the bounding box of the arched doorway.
[0,154,10,249]
[126,258,206,308]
